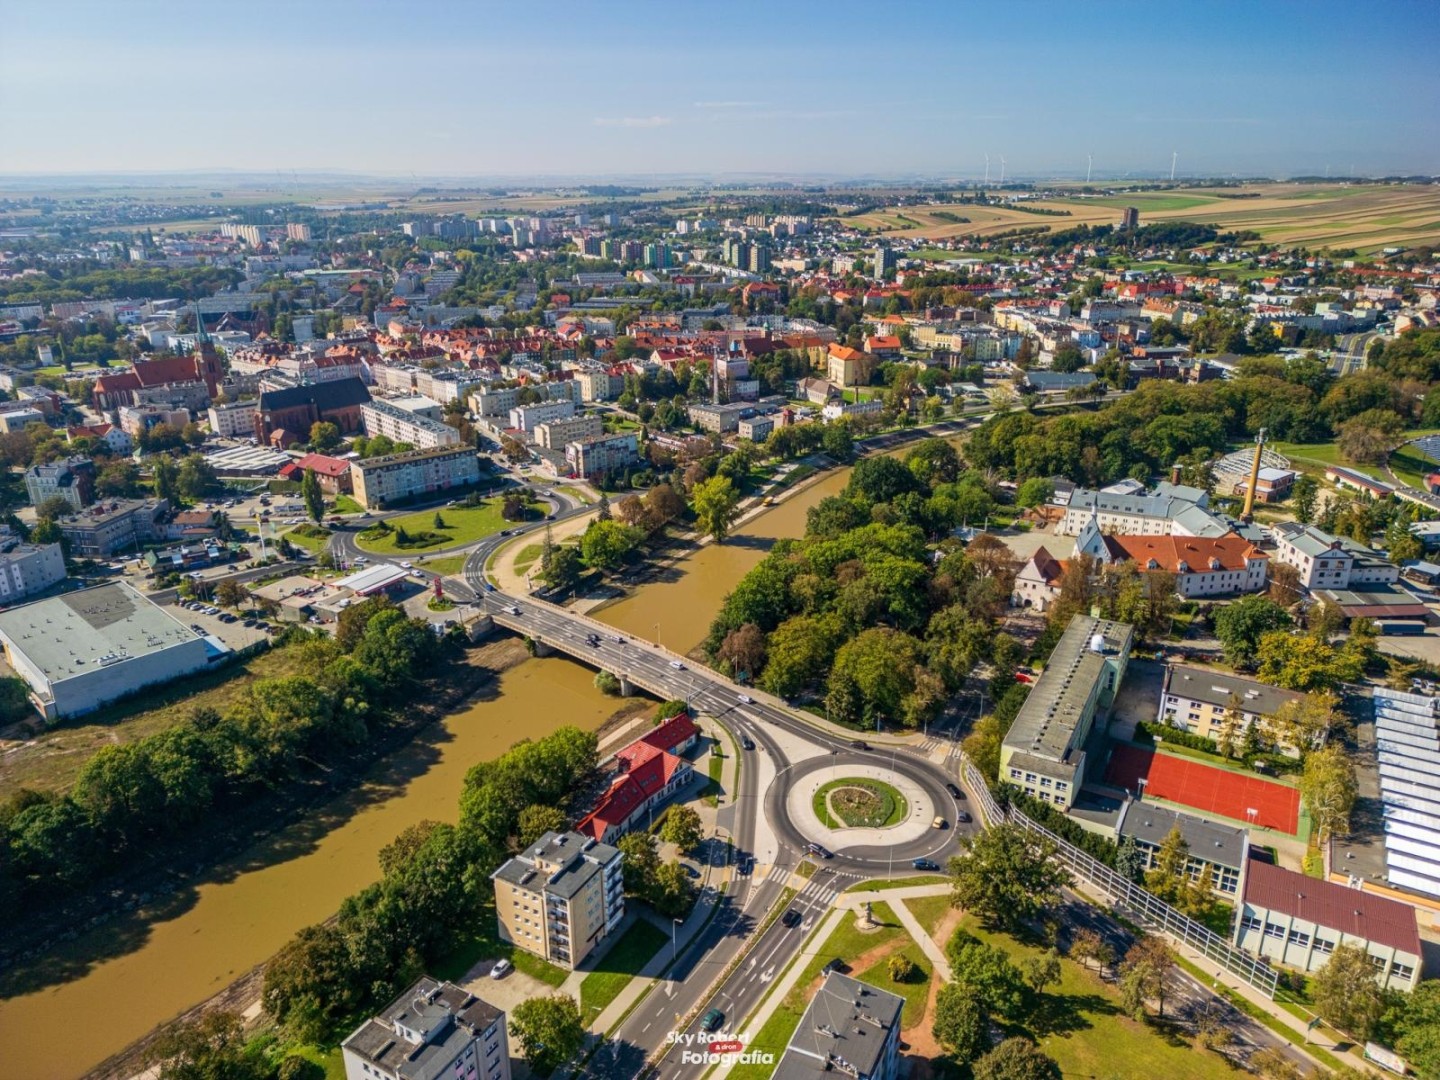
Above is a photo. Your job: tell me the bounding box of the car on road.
[955,810,971,824]
[498,530,511,537]
[508,606,521,615]
[805,842,833,859]
[700,1008,725,1033]
[669,660,685,670]
[849,740,871,751]
[782,909,801,927]
[612,634,625,643]
[490,959,512,980]
[484,582,495,592]
[400,561,413,569]
[945,782,964,799]
[932,816,947,830]
[741,735,755,751]
[736,694,752,704]
[912,858,940,872]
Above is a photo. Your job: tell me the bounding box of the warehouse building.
[0,582,220,721]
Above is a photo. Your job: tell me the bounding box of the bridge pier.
[532,638,555,657]
[617,673,634,697]
[465,614,495,642]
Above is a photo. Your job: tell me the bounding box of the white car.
[669,660,685,670]
[400,561,413,569]
[737,694,752,704]
[490,959,512,980]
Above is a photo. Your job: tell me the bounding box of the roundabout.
[776,752,958,859]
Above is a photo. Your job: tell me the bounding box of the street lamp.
[672,916,683,962]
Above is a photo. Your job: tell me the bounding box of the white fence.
[960,755,1280,998]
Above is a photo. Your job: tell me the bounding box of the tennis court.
[1104,744,1301,834]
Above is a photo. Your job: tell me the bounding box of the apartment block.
[206,399,259,438]
[534,413,603,450]
[1158,665,1305,754]
[771,972,902,1080]
[471,384,520,418]
[349,446,481,510]
[999,614,1133,809]
[491,830,624,970]
[24,456,96,511]
[565,432,639,480]
[509,400,575,433]
[56,498,169,557]
[1270,522,1399,590]
[362,399,461,449]
[0,539,66,604]
[341,976,511,1080]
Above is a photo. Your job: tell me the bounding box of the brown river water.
[0,465,856,1078]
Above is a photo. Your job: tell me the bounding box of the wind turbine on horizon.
[983,153,990,185]
[999,156,1007,183]
[1170,151,1178,182]
[1086,154,1093,183]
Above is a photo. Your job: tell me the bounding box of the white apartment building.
[471,384,520,418]
[578,368,624,402]
[361,399,460,449]
[509,399,575,433]
[0,540,66,604]
[1158,665,1305,754]
[206,399,258,438]
[822,398,885,421]
[565,432,639,480]
[349,446,480,510]
[341,977,511,1080]
[1056,484,1231,538]
[534,414,603,450]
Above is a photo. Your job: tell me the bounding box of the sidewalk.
[836,885,952,981]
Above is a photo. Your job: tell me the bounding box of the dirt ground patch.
[901,975,946,1078]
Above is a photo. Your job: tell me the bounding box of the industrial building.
[0,582,221,721]
[1369,686,1440,900]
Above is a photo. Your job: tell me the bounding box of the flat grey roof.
[1004,614,1133,765]
[1163,664,1302,717]
[0,582,199,684]
[343,977,504,1080]
[772,972,902,1080]
[1117,800,1247,870]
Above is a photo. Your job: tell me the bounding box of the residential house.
[25,456,96,511]
[279,452,354,494]
[1157,665,1305,754]
[575,713,699,843]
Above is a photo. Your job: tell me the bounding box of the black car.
[912,858,940,872]
[806,842,834,859]
[782,909,802,927]
[849,740,871,751]
[956,810,972,824]
[945,782,965,799]
[741,735,755,751]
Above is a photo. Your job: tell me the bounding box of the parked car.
[490,959,512,980]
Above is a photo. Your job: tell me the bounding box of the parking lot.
[165,597,274,651]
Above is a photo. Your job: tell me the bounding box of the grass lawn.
[416,554,468,576]
[855,942,932,1027]
[431,901,568,989]
[1270,439,1345,473]
[843,875,946,893]
[701,740,726,807]
[283,524,332,554]
[1388,443,1439,489]
[961,916,1239,1080]
[512,543,544,576]
[901,892,956,941]
[579,919,669,1025]
[331,494,365,514]
[812,777,907,828]
[0,643,312,798]
[355,499,537,554]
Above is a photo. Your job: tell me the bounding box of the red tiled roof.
[1101,533,1266,573]
[1030,545,1064,584]
[133,355,204,388]
[1242,858,1420,955]
[637,712,698,757]
[576,743,689,839]
[293,453,352,478]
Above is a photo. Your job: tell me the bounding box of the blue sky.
[2,0,1436,179]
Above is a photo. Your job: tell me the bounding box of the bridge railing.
[958,754,1279,999]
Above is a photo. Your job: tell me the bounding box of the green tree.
[1213,595,1293,666]
[1311,943,1386,1039]
[1068,928,1114,973]
[34,494,73,521]
[947,932,1031,1020]
[760,614,840,698]
[691,475,741,542]
[1143,825,1192,905]
[1299,744,1358,841]
[96,459,142,497]
[308,421,341,452]
[932,982,991,1061]
[517,804,567,848]
[262,923,364,1041]
[659,804,703,854]
[510,994,585,1076]
[947,823,1070,932]
[1291,474,1318,523]
[1388,979,1440,1079]
[145,1011,266,1080]
[617,832,660,899]
[971,1037,1061,1080]
[301,467,325,524]
[580,519,643,572]
[1118,934,1174,1019]
[822,420,855,462]
[1021,948,1062,995]
[826,627,928,729]
[1015,477,1054,509]
[1255,630,1363,692]
[716,622,766,680]
[537,543,582,592]
[214,578,248,609]
[176,453,219,502]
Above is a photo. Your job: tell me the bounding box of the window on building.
[1287,929,1311,948]
[1313,937,1335,955]
[1370,955,1387,970]
[1240,914,1263,934]
[1263,922,1286,940]
[1392,963,1414,981]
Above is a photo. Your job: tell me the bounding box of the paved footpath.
[836,885,952,982]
